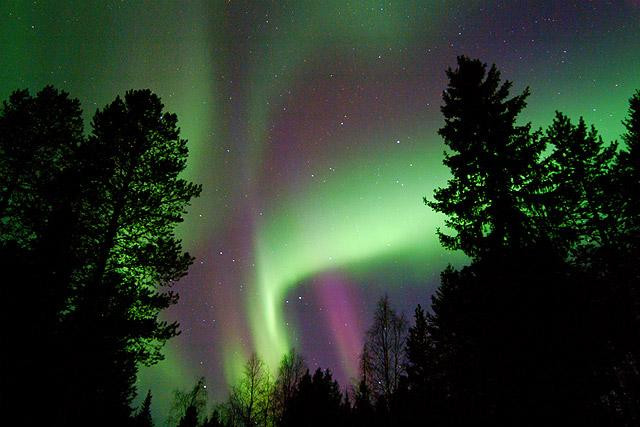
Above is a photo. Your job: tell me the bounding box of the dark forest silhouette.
[1,56,638,426]
[0,87,201,426]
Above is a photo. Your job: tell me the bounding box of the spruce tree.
[405,304,429,391]
[426,56,544,259]
[424,58,608,425]
[617,90,640,267]
[352,379,375,427]
[541,112,617,258]
[281,368,344,427]
[604,89,640,424]
[135,390,154,427]
[405,304,440,424]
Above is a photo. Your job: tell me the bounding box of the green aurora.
[2,0,639,418]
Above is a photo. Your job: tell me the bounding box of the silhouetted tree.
[423,58,615,426]
[272,348,306,424]
[0,86,84,244]
[0,86,201,425]
[425,258,600,425]
[405,305,429,391]
[362,295,407,409]
[169,377,208,427]
[618,90,640,236]
[0,87,86,422]
[613,90,640,294]
[340,389,353,425]
[404,304,442,424]
[425,55,544,259]
[281,368,344,427]
[177,406,200,427]
[66,89,201,424]
[352,378,375,427]
[541,112,617,257]
[135,390,154,427]
[601,89,640,425]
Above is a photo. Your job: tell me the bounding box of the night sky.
[2,0,639,419]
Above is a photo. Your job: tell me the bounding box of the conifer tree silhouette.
[541,112,617,257]
[426,56,544,259]
[0,87,201,425]
[422,57,612,426]
[135,390,154,427]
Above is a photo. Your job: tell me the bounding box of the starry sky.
[2,0,639,419]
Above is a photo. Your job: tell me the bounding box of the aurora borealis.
[2,0,639,418]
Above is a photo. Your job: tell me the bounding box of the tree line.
[138,298,405,427]
[154,56,639,427]
[1,55,638,426]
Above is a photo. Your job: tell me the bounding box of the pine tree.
[603,89,640,425]
[423,58,611,425]
[135,390,154,427]
[426,56,544,260]
[0,86,201,425]
[281,368,343,427]
[0,86,84,242]
[541,112,617,258]
[405,305,429,391]
[1,85,202,425]
[61,89,202,424]
[617,90,640,266]
[0,87,86,422]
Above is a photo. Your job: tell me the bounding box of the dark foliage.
[169,377,209,427]
[209,59,637,427]
[426,56,545,259]
[272,348,307,425]
[135,390,154,427]
[1,86,86,425]
[540,112,617,257]
[0,86,200,426]
[414,57,640,426]
[177,406,200,427]
[350,378,375,427]
[281,368,345,427]
[2,59,638,427]
[170,60,638,427]
[361,295,407,406]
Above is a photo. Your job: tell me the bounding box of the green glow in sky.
[2,1,639,420]
[250,128,451,369]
